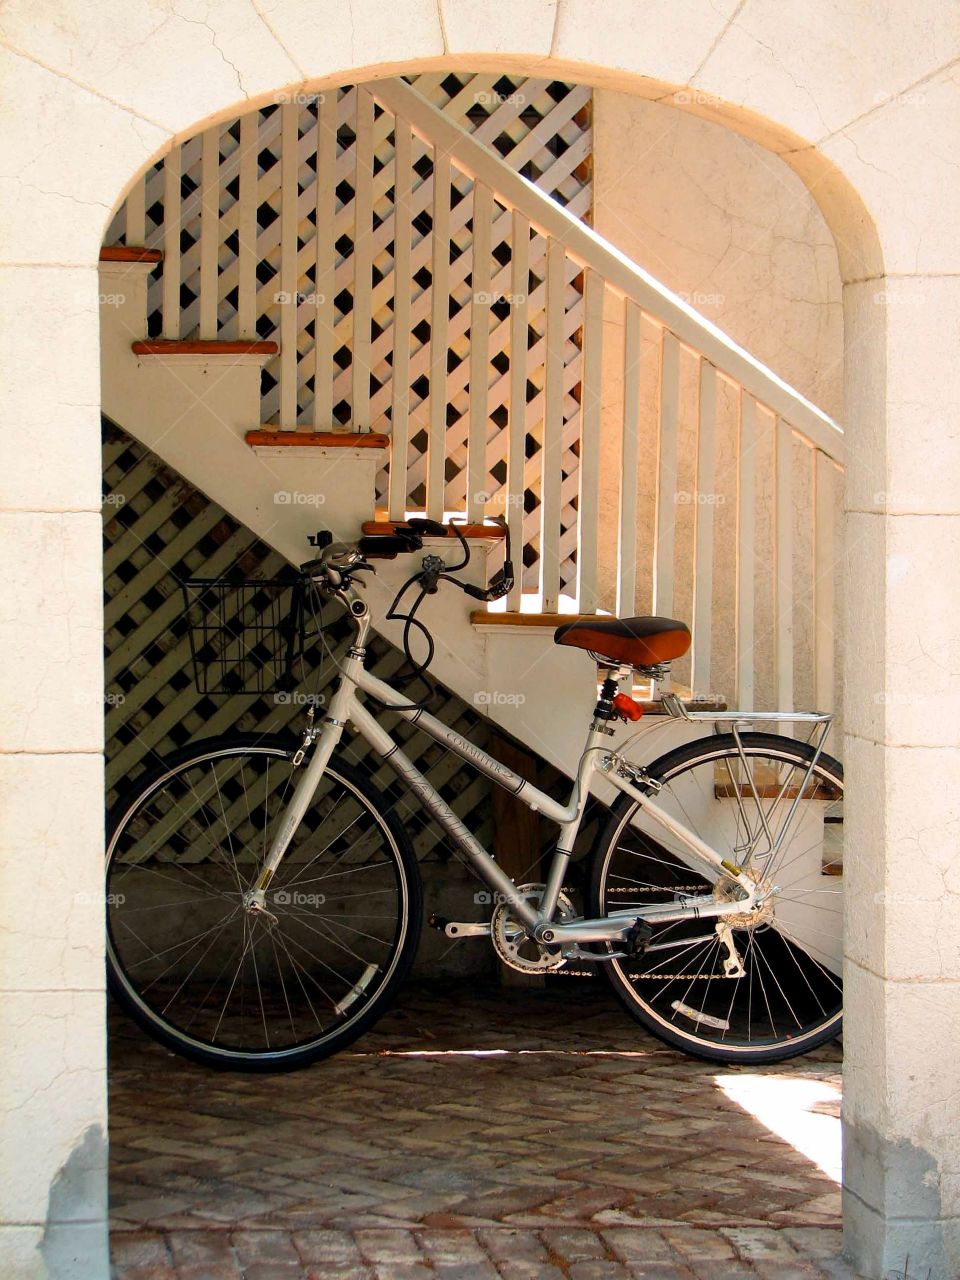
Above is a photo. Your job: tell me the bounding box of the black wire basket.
[181,575,308,696]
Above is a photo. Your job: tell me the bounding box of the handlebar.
[301,518,514,603]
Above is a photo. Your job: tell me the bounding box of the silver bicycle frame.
[251,586,810,947]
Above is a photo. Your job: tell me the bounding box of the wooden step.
[368,518,506,540]
[246,430,389,449]
[132,340,278,356]
[470,610,593,626]
[100,246,162,264]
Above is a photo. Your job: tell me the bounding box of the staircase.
[100,74,845,780]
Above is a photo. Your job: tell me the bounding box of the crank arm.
[427,915,492,939]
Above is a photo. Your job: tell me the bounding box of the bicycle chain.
[555,885,737,979]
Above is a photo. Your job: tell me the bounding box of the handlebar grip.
[406,517,449,537]
[358,534,424,559]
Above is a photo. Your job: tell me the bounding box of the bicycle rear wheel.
[106,734,421,1070]
[589,732,843,1064]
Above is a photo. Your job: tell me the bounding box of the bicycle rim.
[593,734,843,1061]
[106,740,416,1066]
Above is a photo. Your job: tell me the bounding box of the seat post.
[591,665,620,732]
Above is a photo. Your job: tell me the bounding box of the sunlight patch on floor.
[715,1073,841,1183]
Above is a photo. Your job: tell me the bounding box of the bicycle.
[105,520,843,1071]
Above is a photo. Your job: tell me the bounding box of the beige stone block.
[0,0,298,137]
[252,0,444,85]
[0,754,105,992]
[882,514,960,747]
[881,276,960,515]
[441,0,558,55]
[819,65,960,276]
[0,46,167,265]
[0,990,107,1226]
[841,279,892,514]
[0,266,104,513]
[844,739,960,979]
[0,512,104,753]
[694,0,960,146]
[553,0,742,89]
[840,511,885,744]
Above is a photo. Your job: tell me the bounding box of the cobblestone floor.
[110,979,857,1279]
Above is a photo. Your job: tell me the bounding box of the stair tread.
[246,430,389,449]
[367,518,506,539]
[100,245,162,263]
[132,339,278,355]
[470,610,599,626]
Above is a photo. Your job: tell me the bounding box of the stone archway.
[3,5,958,1276]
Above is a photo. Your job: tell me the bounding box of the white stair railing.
[105,73,843,715]
[371,77,844,715]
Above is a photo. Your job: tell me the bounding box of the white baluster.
[427,151,451,521]
[654,330,679,619]
[352,88,374,432]
[388,116,413,517]
[692,359,717,697]
[506,210,529,610]
[467,181,493,524]
[577,269,604,613]
[313,93,337,430]
[540,238,565,613]
[617,301,642,619]
[775,417,795,721]
[737,394,757,712]
[161,147,181,339]
[279,103,299,427]
[199,127,219,341]
[237,112,258,341]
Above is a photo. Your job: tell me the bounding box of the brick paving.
[110,980,859,1279]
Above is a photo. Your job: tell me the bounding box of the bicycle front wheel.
[589,732,843,1064]
[106,734,422,1070]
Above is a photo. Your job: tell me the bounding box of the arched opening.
[25,9,960,1277]
[95,61,878,1279]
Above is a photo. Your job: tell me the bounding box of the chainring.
[490,883,576,974]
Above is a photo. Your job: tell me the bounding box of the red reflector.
[612,692,644,722]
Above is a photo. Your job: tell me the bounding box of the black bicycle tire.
[106,733,423,1072]
[588,732,843,1065]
